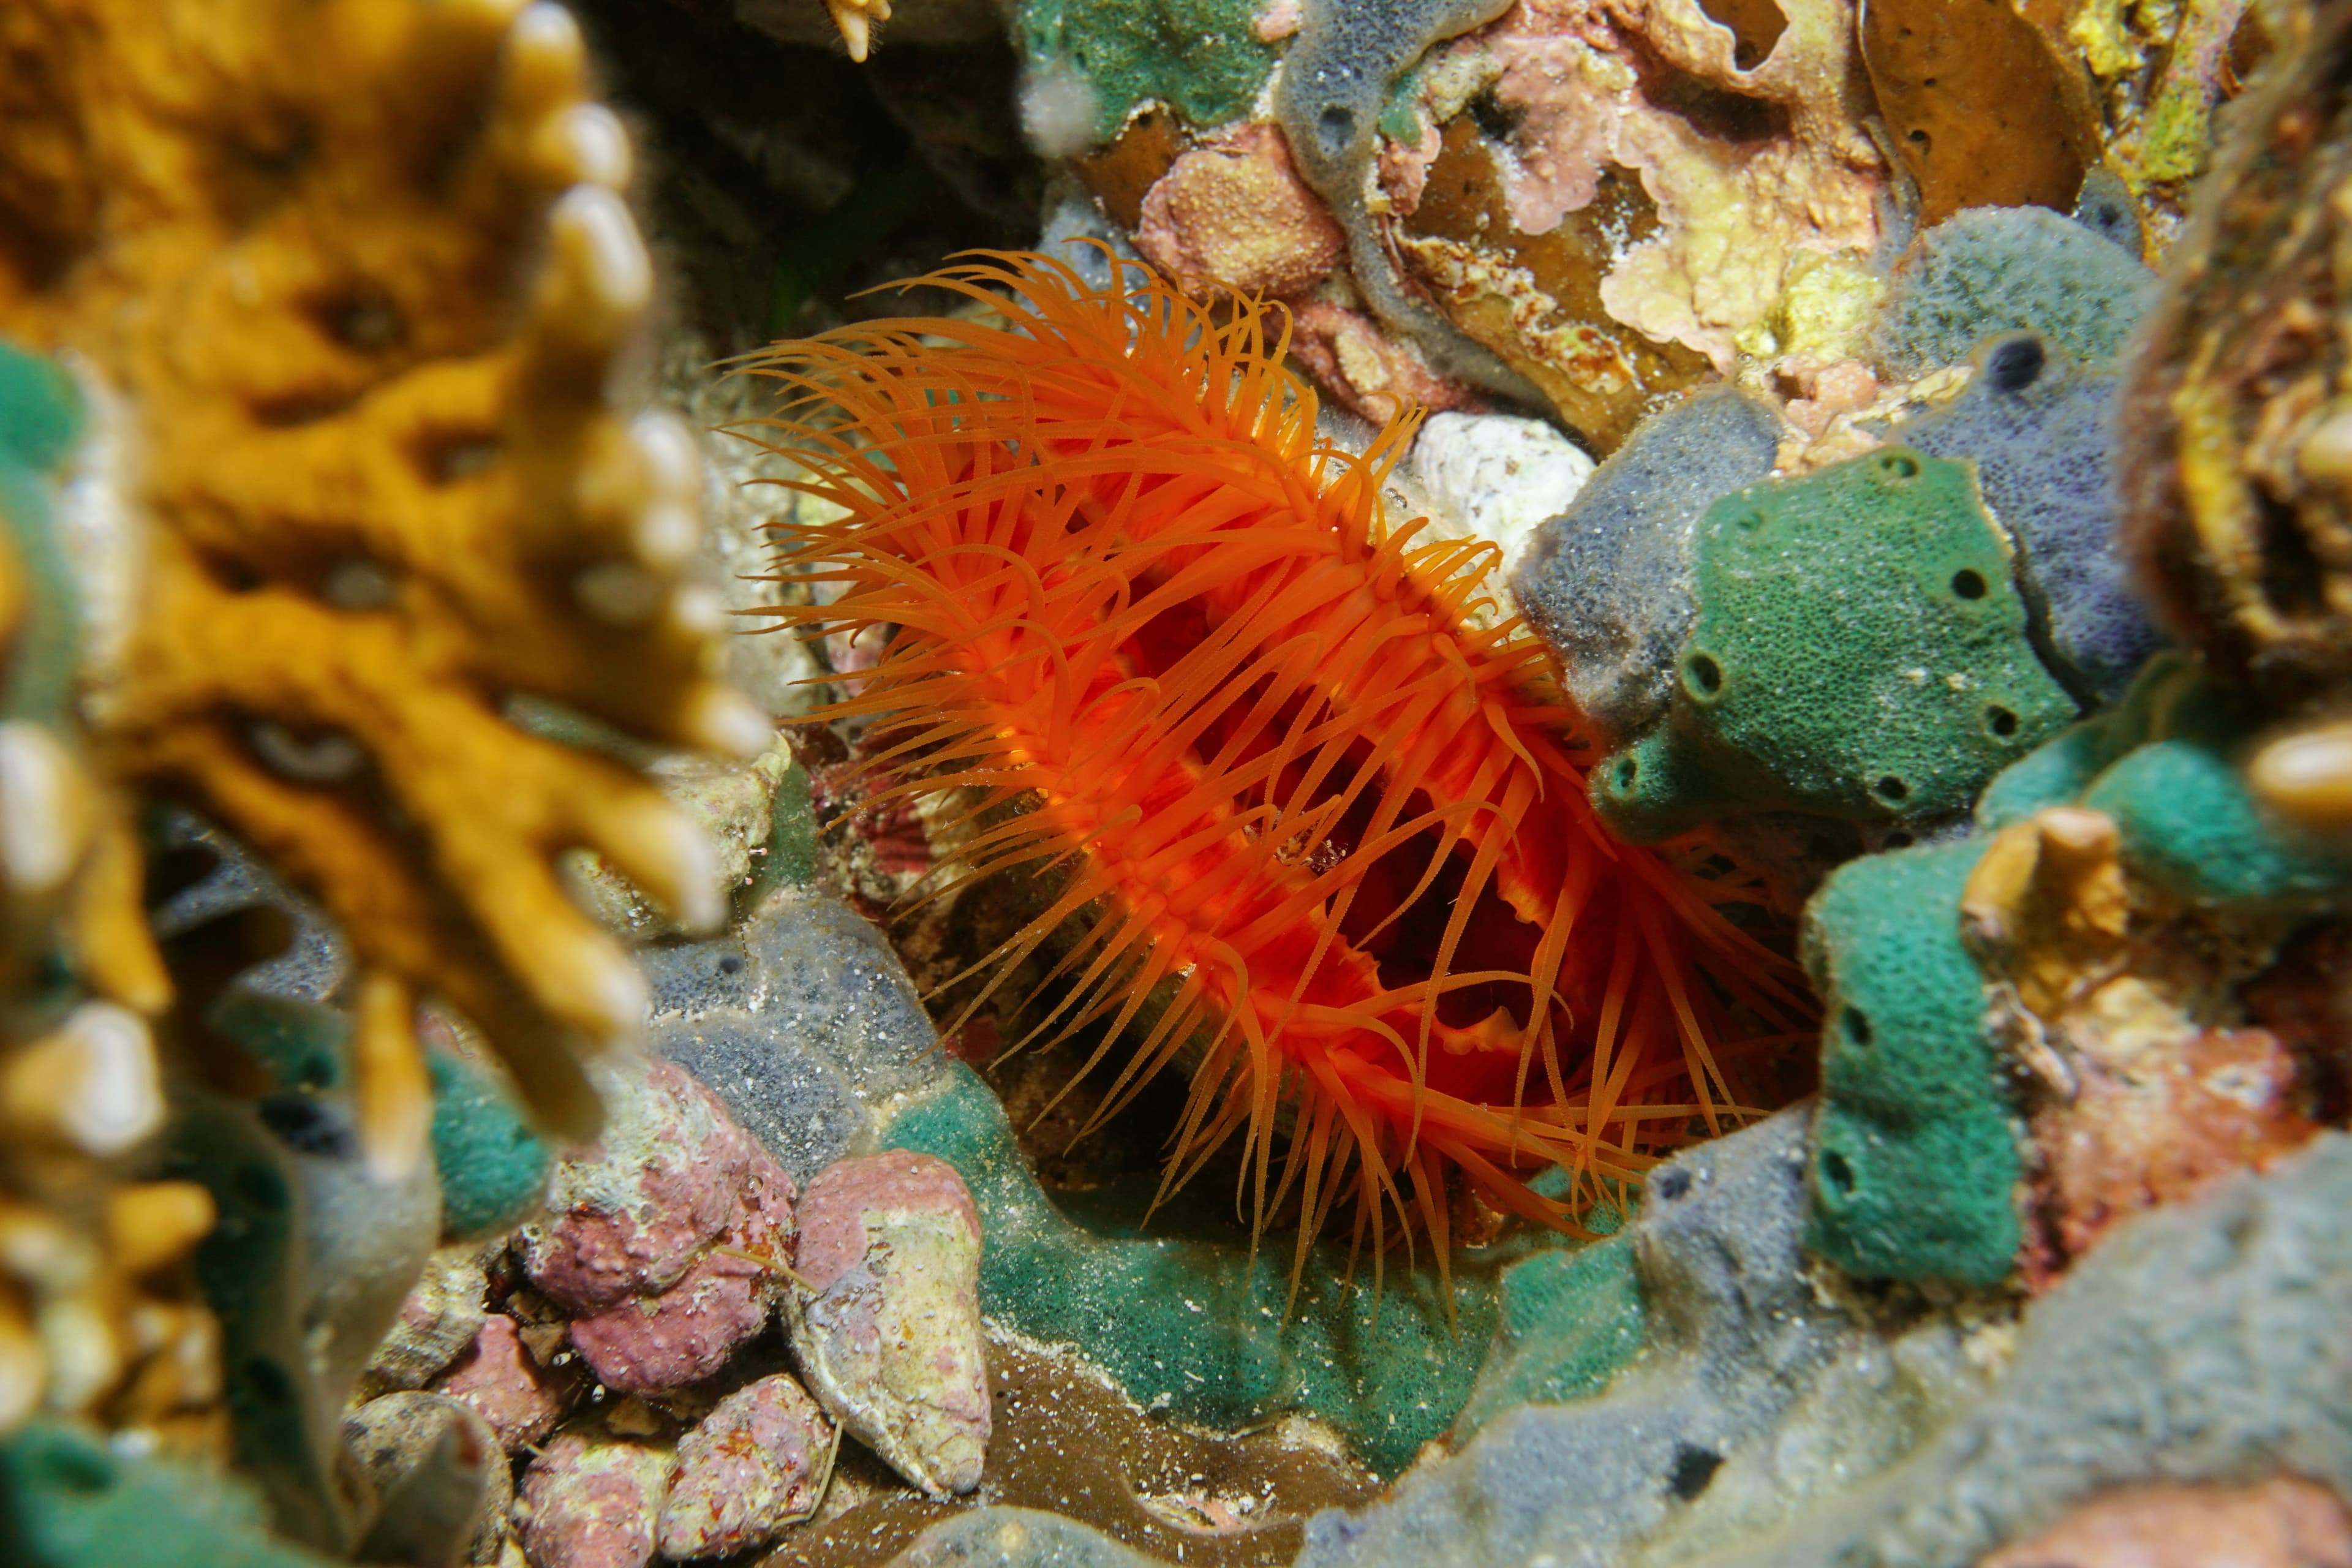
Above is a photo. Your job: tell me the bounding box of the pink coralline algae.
[1287,299,1487,426]
[439,1311,580,1451]
[656,1373,839,1559]
[1980,1476,2352,1568]
[519,1432,676,1568]
[521,1058,796,1395]
[522,1060,780,1313]
[788,1152,989,1499]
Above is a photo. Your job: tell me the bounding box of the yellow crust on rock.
[0,0,764,1140]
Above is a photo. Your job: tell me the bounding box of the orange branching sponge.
[740,252,1812,1255]
[0,0,767,1152]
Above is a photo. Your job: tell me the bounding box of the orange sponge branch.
[737,250,1811,1264]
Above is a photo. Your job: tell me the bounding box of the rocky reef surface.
[4,0,2351,1566]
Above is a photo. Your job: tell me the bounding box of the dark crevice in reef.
[568,0,1041,355]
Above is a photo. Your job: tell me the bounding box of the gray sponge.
[1510,387,1783,739]
[1875,205,2155,378]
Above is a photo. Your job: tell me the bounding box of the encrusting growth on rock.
[739,251,1812,1274]
[0,0,767,1147]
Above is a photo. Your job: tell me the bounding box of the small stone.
[345,1392,510,1566]
[517,1432,675,1568]
[522,1060,763,1313]
[787,1152,989,1498]
[655,1373,838,1559]
[439,1313,580,1452]
[567,1146,794,1395]
[367,1242,489,1391]
[567,1250,769,1396]
[1409,411,1597,597]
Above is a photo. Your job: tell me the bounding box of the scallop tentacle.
[736,249,1813,1259]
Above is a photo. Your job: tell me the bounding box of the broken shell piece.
[785,1152,988,1498]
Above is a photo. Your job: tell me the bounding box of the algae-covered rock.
[1800,839,2022,1286]
[518,1431,676,1568]
[1709,1133,2352,1568]
[787,1152,989,1499]
[342,1392,507,1568]
[1293,1108,1992,1568]
[657,1373,837,1559]
[1593,448,2076,842]
[1288,1131,2352,1568]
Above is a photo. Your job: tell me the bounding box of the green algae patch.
[1016,0,1276,145]
[1801,838,2022,1286]
[882,1066,1634,1476]
[0,1420,335,1568]
[1595,448,2076,842]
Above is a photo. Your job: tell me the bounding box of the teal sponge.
[881,1066,1625,1476]
[428,1050,552,1239]
[1453,1228,1643,1440]
[1,1421,334,1568]
[1801,839,2022,1286]
[1593,448,2077,841]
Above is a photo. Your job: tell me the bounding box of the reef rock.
[522,1057,790,1311]
[518,1432,675,1568]
[367,1242,492,1393]
[655,1373,838,1559]
[788,1151,989,1498]
[1292,1128,2352,1568]
[439,1313,581,1453]
[1979,1476,2352,1568]
[522,1057,794,1395]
